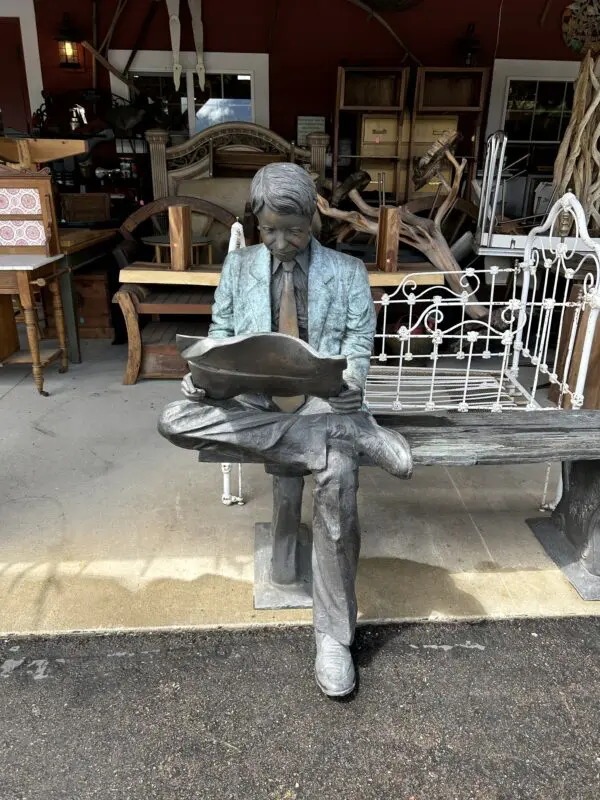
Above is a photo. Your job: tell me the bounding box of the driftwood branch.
[348,188,380,219]
[318,193,487,319]
[434,156,466,227]
[317,195,379,236]
[319,134,488,318]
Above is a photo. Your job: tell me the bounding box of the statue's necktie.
[273,261,305,412]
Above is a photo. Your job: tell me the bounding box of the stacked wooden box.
[333,66,489,202]
[361,115,458,196]
[45,270,114,339]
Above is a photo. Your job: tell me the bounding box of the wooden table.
[141,234,213,266]
[0,255,67,395]
[58,228,119,363]
[118,262,445,288]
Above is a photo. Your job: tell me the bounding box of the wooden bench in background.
[113,262,444,386]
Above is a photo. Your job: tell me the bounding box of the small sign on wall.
[297,116,326,146]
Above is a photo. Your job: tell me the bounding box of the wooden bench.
[114,262,444,385]
[114,284,214,383]
[194,410,600,605]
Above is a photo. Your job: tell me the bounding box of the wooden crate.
[61,193,111,223]
[45,270,114,339]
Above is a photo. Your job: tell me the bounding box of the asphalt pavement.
[2,617,600,799]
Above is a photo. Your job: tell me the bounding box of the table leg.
[59,265,82,364]
[155,246,162,264]
[208,244,213,264]
[16,271,47,396]
[49,277,68,373]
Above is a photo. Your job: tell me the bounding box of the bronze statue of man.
[159,163,412,697]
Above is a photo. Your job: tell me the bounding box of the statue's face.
[257,208,311,263]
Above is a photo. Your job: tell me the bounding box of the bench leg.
[530,459,600,599]
[114,289,142,385]
[554,460,600,576]
[221,463,244,506]
[271,475,304,585]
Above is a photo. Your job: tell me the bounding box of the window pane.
[131,74,187,132]
[532,112,561,141]
[505,111,533,141]
[565,82,574,112]
[536,81,567,113]
[507,81,537,111]
[223,74,251,100]
[504,144,531,171]
[529,144,559,173]
[193,73,224,107]
[560,113,572,139]
[194,73,253,133]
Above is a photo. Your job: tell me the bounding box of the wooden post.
[376,206,400,272]
[145,129,169,199]
[306,132,330,180]
[169,205,192,271]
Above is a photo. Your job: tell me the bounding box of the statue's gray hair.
[250,162,317,220]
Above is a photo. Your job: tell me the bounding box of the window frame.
[108,50,269,135]
[485,59,581,141]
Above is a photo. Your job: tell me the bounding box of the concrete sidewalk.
[1,340,600,634]
[2,617,600,799]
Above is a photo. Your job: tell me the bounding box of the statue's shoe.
[352,415,413,479]
[315,632,356,697]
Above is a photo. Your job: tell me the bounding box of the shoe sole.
[315,669,356,698]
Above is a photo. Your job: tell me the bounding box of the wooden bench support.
[193,410,600,606]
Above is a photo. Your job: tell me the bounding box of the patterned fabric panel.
[0,188,42,215]
[0,220,46,246]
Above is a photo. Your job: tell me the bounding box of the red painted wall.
[35,0,579,138]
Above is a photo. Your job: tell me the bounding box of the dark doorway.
[0,18,31,135]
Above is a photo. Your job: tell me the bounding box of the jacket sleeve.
[340,259,376,391]
[208,251,237,339]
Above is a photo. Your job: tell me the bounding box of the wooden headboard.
[145,122,329,200]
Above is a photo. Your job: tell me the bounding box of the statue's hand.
[328,382,363,414]
[181,372,206,402]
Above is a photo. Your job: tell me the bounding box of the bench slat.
[190,411,600,467]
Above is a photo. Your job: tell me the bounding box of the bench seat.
[196,410,600,467]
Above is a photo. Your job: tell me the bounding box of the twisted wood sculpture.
[553,51,600,234]
[317,132,488,318]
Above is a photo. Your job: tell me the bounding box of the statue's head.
[250,162,317,262]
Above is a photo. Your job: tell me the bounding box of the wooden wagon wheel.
[119,195,237,240]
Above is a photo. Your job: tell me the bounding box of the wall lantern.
[56,14,83,69]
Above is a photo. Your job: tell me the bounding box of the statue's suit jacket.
[209,238,376,391]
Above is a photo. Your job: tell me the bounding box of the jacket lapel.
[245,244,272,332]
[308,238,335,348]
